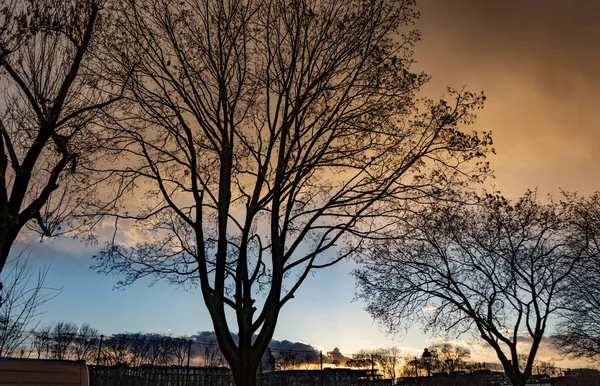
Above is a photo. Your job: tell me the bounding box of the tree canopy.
[354,191,594,386]
[92,0,491,384]
[0,0,125,303]
[553,193,600,362]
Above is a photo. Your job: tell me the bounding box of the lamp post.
[96,334,104,366]
[422,348,432,377]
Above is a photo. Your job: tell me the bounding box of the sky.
[7,0,600,369]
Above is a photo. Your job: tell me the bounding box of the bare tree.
[300,353,315,370]
[346,348,401,382]
[71,324,99,362]
[0,0,125,297]
[198,338,226,368]
[379,347,403,383]
[428,343,470,374]
[101,333,130,365]
[31,325,52,359]
[0,250,58,357]
[93,0,491,384]
[534,359,560,377]
[515,353,560,376]
[170,336,192,367]
[273,350,302,371]
[346,351,372,370]
[355,191,591,386]
[92,332,194,367]
[553,192,600,362]
[142,334,172,366]
[402,356,426,378]
[31,321,100,362]
[50,321,78,359]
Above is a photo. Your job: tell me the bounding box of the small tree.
[101,333,130,365]
[71,324,99,362]
[31,325,52,359]
[534,360,560,377]
[170,336,192,367]
[118,332,170,366]
[274,350,301,371]
[197,337,226,368]
[346,347,401,382]
[0,251,58,357]
[300,353,315,370]
[141,334,172,366]
[355,191,591,386]
[374,347,402,383]
[402,356,426,377]
[429,343,470,373]
[50,321,78,359]
[346,352,372,369]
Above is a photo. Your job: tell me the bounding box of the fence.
[87,367,600,386]
[90,365,234,386]
[88,366,388,386]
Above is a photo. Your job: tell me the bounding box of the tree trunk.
[231,357,259,386]
[0,235,11,274]
[0,214,20,311]
[506,370,528,386]
[491,344,530,386]
[0,211,19,285]
[0,211,16,273]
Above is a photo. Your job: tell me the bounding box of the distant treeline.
[0,320,563,379]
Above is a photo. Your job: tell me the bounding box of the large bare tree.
[0,0,124,297]
[93,0,492,384]
[354,191,592,386]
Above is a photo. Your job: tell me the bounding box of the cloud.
[415,0,600,197]
[189,331,324,365]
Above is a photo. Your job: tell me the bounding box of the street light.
[422,348,432,377]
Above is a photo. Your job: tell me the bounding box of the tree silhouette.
[379,347,403,382]
[198,338,226,368]
[49,321,78,360]
[428,343,470,374]
[31,325,52,359]
[93,0,491,384]
[274,350,302,371]
[345,352,372,370]
[553,193,600,362]
[0,251,58,357]
[71,324,100,362]
[0,0,125,302]
[355,191,592,386]
[170,336,193,367]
